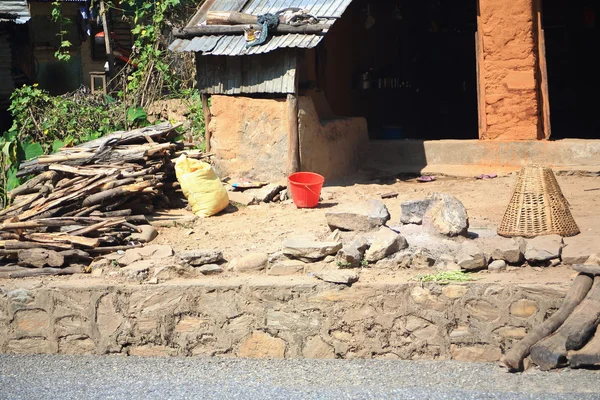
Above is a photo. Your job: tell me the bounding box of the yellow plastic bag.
[174,154,229,217]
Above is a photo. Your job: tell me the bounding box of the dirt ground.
[152,171,600,267]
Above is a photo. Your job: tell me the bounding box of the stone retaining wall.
[0,279,567,360]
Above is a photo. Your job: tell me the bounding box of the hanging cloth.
[246,13,279,48]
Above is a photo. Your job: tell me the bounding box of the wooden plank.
[536,1,552,139]
[475,1,487,139]
[201,94,212,153]
[287,55,300,175]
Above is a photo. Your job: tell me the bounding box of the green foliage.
[51,1,72,62]
[413,271,478,285]
[126,106,149,127]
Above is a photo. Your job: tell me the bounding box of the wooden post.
[287,94,300,174]
[201,93,212,152]
[99,0,115,78]
[287,54,300,175]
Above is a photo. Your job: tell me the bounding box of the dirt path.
[153,173,600,263]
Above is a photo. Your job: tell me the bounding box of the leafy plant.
[413,271,478,285]
[51,0,72,62]
[126,106,149,127]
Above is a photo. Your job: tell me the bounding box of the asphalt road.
[1,355,599,400]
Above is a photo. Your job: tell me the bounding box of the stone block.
[410,287,446,312]
[228,190,258,206]
[7,338,54,354]
[562,236,599,265]
[422,193,469,237]
[180,250,224,267]
[313,270,359,285]
[129,345,176,357]
[243,184,285,203]
[364,227,408,263]
[488,236,525,264]
[14,309,50,337]
[231,253,268,273]
[442,285,468,299]
[457,241,488,271]
[18,249,64,268]
[268,260,305,276]
[400,199,431,225]
[283,238,342,260]
[336,237,369,268]
[238,331,286,358]
[198,264,223,275]
[302,336,335,359]
[510,299,538,318]
[175,316,209,333]
[496,326,527,339]
[118,245,174,266]
[58,335,96,355]
[525,235,563,263]
[325,200,390,232]
[451,345,502,362]
[488,260,507,273]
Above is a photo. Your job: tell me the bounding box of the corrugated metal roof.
[169,0,352,55]
[0,0,30,24]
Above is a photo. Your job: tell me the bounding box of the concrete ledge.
[364,139,600,174]
[0,274,571,361]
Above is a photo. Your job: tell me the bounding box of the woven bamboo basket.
[497,165,580,238]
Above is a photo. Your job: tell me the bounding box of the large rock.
[283,238,342,260]
[179,250,224,267]
[561,236,599,265]
[238,331,286,358]
[18,249,64,268]
[422,193,469,237]
[313,270,359,285]
[231,253,268,273]
[128,225,158,243]
[457,241,488,271]
[325,200,390,232]
[118,245,174,266]
[488,260,507,273]
[525,235,563,263]
[364,227,408,263]
[336,237,369,268]
[488,236,525,264]
[400,199,431,225]
[268,260,305,276]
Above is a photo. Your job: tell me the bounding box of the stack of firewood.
[0,122,200,278]
[501,258,600,371]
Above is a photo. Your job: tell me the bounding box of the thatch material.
[498,165,580,238]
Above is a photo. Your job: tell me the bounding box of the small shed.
[171,0,369,182]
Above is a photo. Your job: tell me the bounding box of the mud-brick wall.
[0,280,566,361]
[479,0,540,140]
[209,95,368,182]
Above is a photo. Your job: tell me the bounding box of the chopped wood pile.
[501,256,600,371]
[0,122,199,279]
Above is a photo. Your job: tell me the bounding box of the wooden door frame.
[534,0,552,139]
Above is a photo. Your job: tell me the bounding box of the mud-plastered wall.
[479,0,540,140]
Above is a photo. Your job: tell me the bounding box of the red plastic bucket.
[288,172,324,208]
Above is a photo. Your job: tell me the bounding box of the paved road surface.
[1,355,599,400]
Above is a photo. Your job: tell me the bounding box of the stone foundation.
[0,277,567,360]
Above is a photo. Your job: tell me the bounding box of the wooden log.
[76,122,178,149]
[572,264,600,276]
[49,164,118,176]
[530,278,600,370]
[201,93,212,152]
[287,93,300,175]
[8,171,60,199]
[206,11,258,25]
[59,249,91,260]
[0,265,83,279]
[103,210,132,217]
[0,193,43,217]
[1,217,107,230]
[173,24,327,38]
[569,327,600,368]
[81,180,156,207]
[24,233,100,249]
[87,244,143,253]
[37,153,94,164]
[4,240,73,251]
[500,273,594,371]
[18,248,65,268]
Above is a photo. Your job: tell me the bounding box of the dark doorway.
[319,0,479,140]
[543,0,600,138]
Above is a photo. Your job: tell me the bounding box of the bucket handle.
[303,184,320,197]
